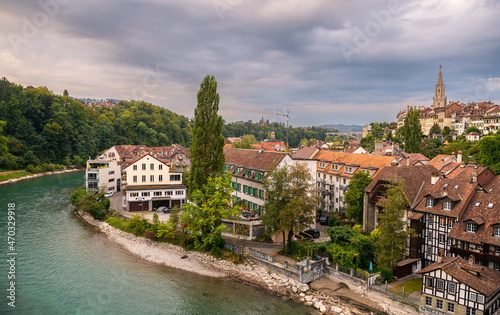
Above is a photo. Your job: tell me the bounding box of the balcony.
[450,246,485,262]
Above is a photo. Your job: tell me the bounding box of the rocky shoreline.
[0,168,83,186]
[75,210,362,315]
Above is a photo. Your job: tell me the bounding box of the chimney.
[431,172,440,185]
[437,249,444,263]
[457,151,462,163]
[472,171,478,183]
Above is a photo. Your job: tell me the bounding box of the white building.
[85,160,122,192]
[123,154,186,211]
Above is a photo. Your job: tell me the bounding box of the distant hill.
[321,124,363,132]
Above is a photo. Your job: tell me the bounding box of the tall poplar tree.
[375,180,415,269]
[188,75,225,193]
[403,106,422,153]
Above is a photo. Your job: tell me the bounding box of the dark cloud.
[1,0,499,126]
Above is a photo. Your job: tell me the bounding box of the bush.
[334,220,343,226]
[26,164,37,173]
[328,216,336,226]
[381,268,393,281]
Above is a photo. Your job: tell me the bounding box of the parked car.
[319,215,330,225]
[241,210,256,219]
[104,191,113,198]
[296,233,314,242]
[156,206,172,213]
[303,229,320,238]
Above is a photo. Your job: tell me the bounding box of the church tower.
[432,65,447,108]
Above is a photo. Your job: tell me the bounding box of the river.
[0,171,314,314]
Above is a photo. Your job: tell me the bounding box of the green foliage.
[0,78,193,169]
[429,123,441,136]
[70,186,108,221]
[261,162,319,252]
[127,214,150,235]
[375,180,416,269]
[223,121,329,149]
[189,75,225,193]
[420,138,443,159]
[182,173,240,250]
[345,171,372,224]
[380,268,393,281]
[403,107,422,153]
[325,225,374,269]
[477,135,500,173]
[328,216,336,227]
[466,126,481,134]
[232,134,258,149]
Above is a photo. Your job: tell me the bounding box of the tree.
[232,134,258,149]
[477,135,500,173]
[182,173,240,251]
[63,89,69,97]
[466,126,480,135]
[188,75,225,193]
[403,106,422,153]
[442,126,451,136]
[261,162,319,252]
[429,123,441,136]
[375,180,415,270]
[344,171,372,225]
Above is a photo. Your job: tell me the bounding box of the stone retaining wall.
[0,168,83,186]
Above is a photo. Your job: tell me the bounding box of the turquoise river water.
[0,171,314,314]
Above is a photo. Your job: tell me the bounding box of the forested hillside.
[0,78,192,169]
[223,121,329,148]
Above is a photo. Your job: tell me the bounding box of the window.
[447,303,455,313]
[437,280,444,291]
[159,164,163,170]
[141,192,150,197]
[243,185,247,194]
[175,190,183,195]
[429,216,434,224]
[142,175,146,182]
[425,296,432,306]
[436,299,443,309]
[494,227,500,237]
[448,219,454,228]
[467,222,477,233]
[150,163,154,170]
[133,165,137,171]
[133,176,137,183]
[427,246,432,255]
[130,192,138,197]
[343,178,346,184]
[154,191,162,196]
[475,201,481,207]
[108,170,115,175]
[466,307,476,315]
[142,163,146,170]
[470,292,477,301]
[439,234,445,244]
[426,277,433,288]
[448,282,456,294]
[478,295,484,303]
[427,198,434,208]
[108,178,115,182]
[170,175,181,181]
[443,200,452,211]
[439,217,446,227]
[165,191,172,196]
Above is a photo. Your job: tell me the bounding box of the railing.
[369,283,421,307]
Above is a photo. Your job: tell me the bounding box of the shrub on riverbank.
[70,186,110,220]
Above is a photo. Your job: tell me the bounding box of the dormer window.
[466,222,477,233]
[443,200,452,211]
[427,198,434,208]
[494,227,500,237]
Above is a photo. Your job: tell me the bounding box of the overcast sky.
[1,0,499,127]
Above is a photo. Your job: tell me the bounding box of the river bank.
[0,168,83,186]
[75,210,374,315]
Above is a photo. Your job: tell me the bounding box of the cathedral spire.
[433,64,447,108]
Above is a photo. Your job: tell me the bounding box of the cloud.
[0,0,499,126]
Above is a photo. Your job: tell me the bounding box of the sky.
[1,0,499,127]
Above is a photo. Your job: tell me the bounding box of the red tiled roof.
[315,151,394,178]
[224,148,289,171]
[418,256,500,297]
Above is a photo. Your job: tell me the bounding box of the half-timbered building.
[418,254,500,315]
